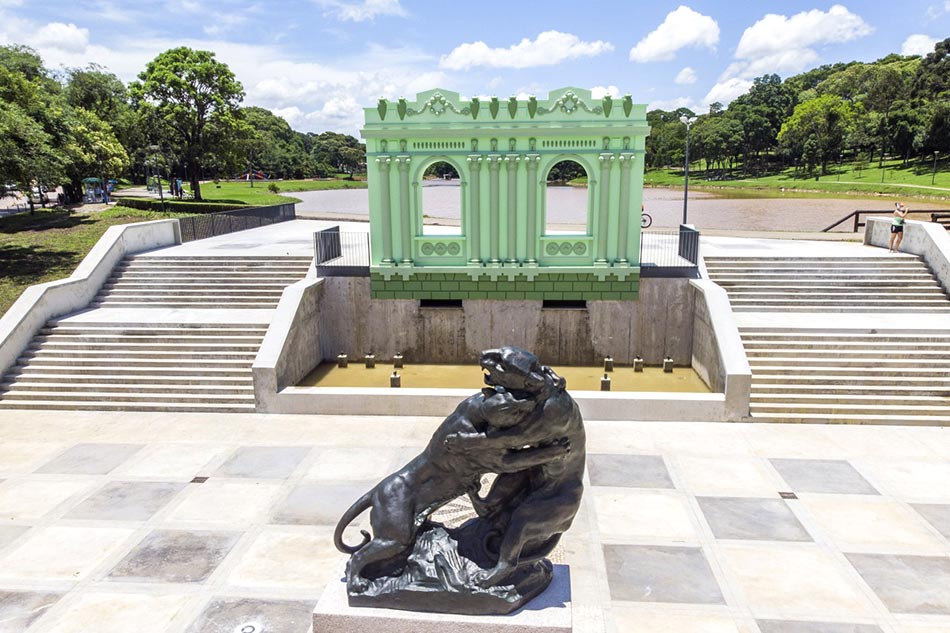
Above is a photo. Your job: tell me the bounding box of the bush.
[267,183,280,194]
[116,198,248,213]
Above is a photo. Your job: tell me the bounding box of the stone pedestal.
[313,563,572,633]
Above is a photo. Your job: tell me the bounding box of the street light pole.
[934,151,941,186]
[680,115,697,225]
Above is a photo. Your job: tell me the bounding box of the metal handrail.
[822,209,943,233]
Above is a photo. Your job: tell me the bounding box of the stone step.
[45,321,269,331]
[750,402,950,415]
[17,356,253,368]
[704,256,922,263]
[1,382,254,395]
[739,329,950,339]
[751,374,950,386]
[35,332,265,344]
[5,372,252,385]
[88,301,279,309]
[130,256,312,262]
[28,341,262,353]
[748,412,950,425]
[0,400,256,413]
[750,383,950,396]
[727,291,948,300]
[744,348,950,358]
[115,264,310,273]
[10,364,249,376]
[751,393,950,406]
[732,305,950,313]
[0,389,254,404]
[749,365,950,377]
[707,264,928,272]
[95,292,283,301]
[21,350,257,362]
[110,272,307,279]
[102,282,293,291]
[722,284,943,292]
[748,357,950,368]
[709,272,936,280]
[742,341,950,350]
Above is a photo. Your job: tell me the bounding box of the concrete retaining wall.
[253,278,324,413]
[316,276,694,366]
[866,217,950,292]
[0,219,181,377]
[689,279,752,421]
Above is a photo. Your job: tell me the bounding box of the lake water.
[294,182,950,232]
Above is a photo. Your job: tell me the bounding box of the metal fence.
[179,203,296,242]
[639,225,700,277]
[314,227,371,276]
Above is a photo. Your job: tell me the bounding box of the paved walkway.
[0,411,948,633]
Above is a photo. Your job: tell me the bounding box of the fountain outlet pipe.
[390,371,401,388]
[600,373,611,391]
[337,353,348,368]
[393,353,404,369]
[663,357,674,373]
[633,356,644,372]
[365,353,376,369]
[603,356,614,372]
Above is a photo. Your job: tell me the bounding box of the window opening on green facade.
[545,159,589,236]
[421,160,462,236]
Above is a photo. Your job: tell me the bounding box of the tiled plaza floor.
[0,411,949,632]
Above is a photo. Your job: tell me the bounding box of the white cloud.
[33,22,90,53]
[629,6,719,63]
[440,31,613,70]
[203,13,249,37]
[590,85,620,99]
[674,67,697,85]
[735,5,872,66]
[902,34,939,56]
[647,96,701,113]
[704,78,753,106]
[925,1,950,19]
[316,0,406,21]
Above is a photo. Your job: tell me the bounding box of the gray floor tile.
[911,504,950,540]
[588,454,674,489]
[35,443,144,475]
[0,590,63,632]
[770,459,878,495]
[603,544,725,604]
[698,497,812,542]
[846,553,950,615]
[214,447,311,479]
[0,525,29,550]
[185,597,314,633]
[107,529,241,583]
[65,481,186,521]
[757,620,883,633]
[271,482,374,525]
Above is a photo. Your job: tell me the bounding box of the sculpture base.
[314,561,572,633]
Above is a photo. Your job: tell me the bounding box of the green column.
[505,155,519,263]
[468,155,482,263]
[525,154,540,263]
[596,153,612,262]
[618,154,633,262]
[397,156,411,263]
[488,155,501,263]
[377,156,393,263]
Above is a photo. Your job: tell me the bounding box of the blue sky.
[1,1,948,135]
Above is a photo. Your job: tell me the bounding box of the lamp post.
[934,151,941,186]
[680,115,697,225]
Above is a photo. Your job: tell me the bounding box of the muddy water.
[294,183,950,233]
[299,362,711,393]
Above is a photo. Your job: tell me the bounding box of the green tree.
[133,47,244,200]
[778,94,854,174]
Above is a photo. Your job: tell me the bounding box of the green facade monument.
[361,87,649,300]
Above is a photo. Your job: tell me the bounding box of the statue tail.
[333,490,373,554]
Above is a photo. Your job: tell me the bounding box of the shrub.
[115,198,248,213]
[267,183,280,194]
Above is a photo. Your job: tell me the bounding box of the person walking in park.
[889,202,909,252]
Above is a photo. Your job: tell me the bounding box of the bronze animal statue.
[333,348,571,592]
[332,346,584,615]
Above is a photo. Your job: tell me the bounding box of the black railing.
[931,213,950,229]
[179,203,296,242]
[822,209,942,232]
[314,228,370,276]
[640,225,701,277]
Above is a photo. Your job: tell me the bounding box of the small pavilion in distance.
[361,87,650,301]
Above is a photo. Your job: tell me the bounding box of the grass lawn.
[645,157,950,200]
[198,178,367,206]
[0,206,192,317]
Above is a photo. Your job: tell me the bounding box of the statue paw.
[475,563,513,588]
[348,575,370,594]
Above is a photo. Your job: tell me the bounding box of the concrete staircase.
[705,255,950,312]
[0,255,312,413]
[741,328,950,424]
[92,255,312,308]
